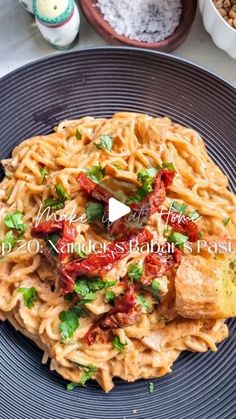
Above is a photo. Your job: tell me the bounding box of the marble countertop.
[1,1,236,85]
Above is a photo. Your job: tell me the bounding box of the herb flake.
[4,211,27,234]
[86,165,105,183]
[112,336,127,352]
[18,287,37,309]
[95,134,113,151]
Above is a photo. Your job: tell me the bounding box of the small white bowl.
[199,0,236,59]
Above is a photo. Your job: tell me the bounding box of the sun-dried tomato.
[162,211,199,242]
[84,285,139,345]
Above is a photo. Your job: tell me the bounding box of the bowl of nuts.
[199,0,236,59]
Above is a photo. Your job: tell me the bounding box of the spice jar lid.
[33,0,74,24]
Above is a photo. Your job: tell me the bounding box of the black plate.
[0,48,235,419]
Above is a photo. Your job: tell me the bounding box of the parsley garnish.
[86,165,105,183]
[67,364,96,389]
[18,287,37,309]
[148,382,154,394]
[74,277,116,303]
[4,211,27,234]
[127,167,157,203]
[39,167,48,182]
[127,262,143,282]
[112,336,127,352]
[171,201,188,214]
[80,364,97,386]
[42,184,69,211]
[74,246,87,258]
[42,198,65,211]
[163,226,170,237]
[55,184,70,201]
[167,231,188,249]
[137,168,158,193]
[2,231,17,250]
[64,293,76,301]
[137,167,157,195]
[157,315,168,322]
[161,162,176,171]
[85,202,104,222]
[59,305,84,342]
[136,295,152,313]
[105,290,115,303]
[76,129,82,141]
[151,279,161,300]
[188,210,200,221]
[223,217,230,226]
[171,201,200,221]
[67,382,80,390]
[95,134,113,151]
[126,187,148,204]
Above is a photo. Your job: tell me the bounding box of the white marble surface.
[1,1,236,85]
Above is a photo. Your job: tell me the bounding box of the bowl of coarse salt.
[80,0,197,51]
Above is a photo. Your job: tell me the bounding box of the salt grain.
[97,0,182,43]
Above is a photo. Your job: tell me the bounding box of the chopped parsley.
[127,167,157,203]
[137,168,158,193]
[167,231,188,249]
[74,277,116,304]
[55,184,70,201]
[157,315,168,322]
[75,129,82,141]
[85,202,104,222]
[80,364,97,386]
[2,231,17,250]
[42,184,69,211]
[74,246,87,258]
[171,201,200,221]
[42,198,64,211]
[163,226,170,237]
[198,230,204,239]
[148,382,154,394]
[150,279,161,300]
[112,336,127,352]
[86,165,105,183]
[95,134,113,151]
[67,382,80,390]
[39,167,48,182]
[223,217,230,226]
[105,290,115,303]
[127,262,143,282]
[4,211,27,234]
[18,287,37,309]
[171,201,188,214]
[59,305,85,342]
[126,186,148,204]
[67,364,96,389]
[136,295,152,313]
[64,293,76,301]
[188,210,200,221]
[161,162,176,171]
[127,163,175,203]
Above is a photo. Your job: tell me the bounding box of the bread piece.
[175,252,236,319]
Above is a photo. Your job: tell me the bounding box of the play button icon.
[108,198,131,223]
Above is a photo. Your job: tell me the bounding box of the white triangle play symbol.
[108,198,131,223]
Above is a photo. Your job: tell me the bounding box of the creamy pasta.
[0,112,235,392]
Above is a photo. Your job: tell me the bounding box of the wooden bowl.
[80,0,197,52]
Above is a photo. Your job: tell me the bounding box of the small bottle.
[34,0,80,49]
[18,0,34,14]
